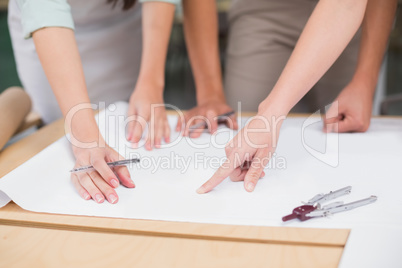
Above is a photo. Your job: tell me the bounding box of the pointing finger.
[197,154,238,194]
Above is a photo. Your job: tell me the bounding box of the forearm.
[352,0,397,91]
[259,0,367,115]
[32,27,98,141]
[137,2,175,93]
[182,0,225,104]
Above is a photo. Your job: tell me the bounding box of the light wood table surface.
[0,113,349,268]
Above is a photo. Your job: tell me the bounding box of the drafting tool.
[189,110,235,131]
[69,158,140,173]
[282,186,377,222]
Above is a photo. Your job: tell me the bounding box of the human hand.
[324,79,374,133]
[196,109,284,194]
[71,138,134,204]
[176,98,238,138]
[127,85,170,150]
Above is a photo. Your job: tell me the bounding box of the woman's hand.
[70,138,134,204]
[324,79,374,133]
[176,97,238,138]
[127,85,170,150]
[196,106,285,194]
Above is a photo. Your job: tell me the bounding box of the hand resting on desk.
[71,140,134,204]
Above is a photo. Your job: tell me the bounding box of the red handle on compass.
[282,213,298,222]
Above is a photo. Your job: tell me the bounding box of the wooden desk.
[0,114,349,268]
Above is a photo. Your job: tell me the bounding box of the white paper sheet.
[339,225,402,268]
[1,102,401,267]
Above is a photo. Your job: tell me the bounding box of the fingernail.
[111,179,119,188]
[95,194,104,203]
[109,194,118,204]
[246,182,255,192]
[83,192,90,200]
[196,187,205,194]
[131,143,138,149]
[127,178,135,186]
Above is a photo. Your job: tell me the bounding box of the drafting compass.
[282,186,377,222]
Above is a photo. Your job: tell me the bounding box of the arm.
[33,28,134,203]
[182,0,224,104]
[33,29,95,137]
[258,0,367,114]
[324,0,397,133]
[176,0,238,137]
[198,0,368,194]
[137,2,175,90]
[128,2,175,150]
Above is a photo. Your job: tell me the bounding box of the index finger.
[91,157,120,188]
[323,115,342,133]
[196,155,237,194]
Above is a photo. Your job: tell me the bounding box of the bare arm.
[325,0,397,132]
[128,2,175,150]
[198,0,368,194]
[33,28,97,140]
[178,0,237,136]
[259,0,368,115]
[354,0,397,88]
[137,2,175,89]
[182,0,225,104]
[33,28,133,203]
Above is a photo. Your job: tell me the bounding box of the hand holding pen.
[70,138,136,205]
[176,102,238,138]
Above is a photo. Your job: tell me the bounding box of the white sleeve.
[17,0,75,39]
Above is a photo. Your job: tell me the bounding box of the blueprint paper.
[0,102,401,230]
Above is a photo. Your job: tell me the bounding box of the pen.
[69,158,140,173]
[189,110,236,130]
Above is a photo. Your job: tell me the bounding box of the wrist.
[136,73,165,94]
[258,96,291,119]
[66,108,100,143]
[196,83,226,106]
[350,74,377,96]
